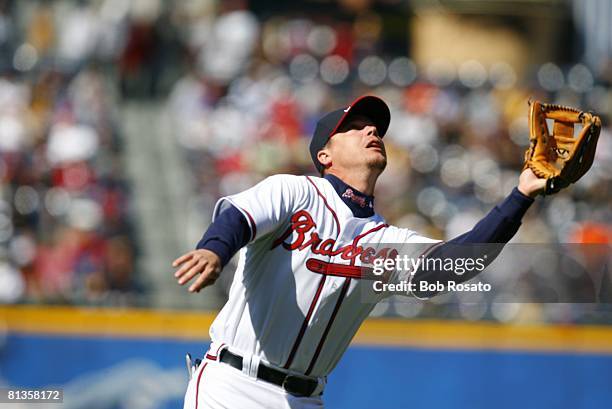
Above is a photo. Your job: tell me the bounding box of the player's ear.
[317,148,332,169]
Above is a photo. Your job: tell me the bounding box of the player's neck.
[324,169,379,196]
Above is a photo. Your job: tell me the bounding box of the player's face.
[326,115,387,173]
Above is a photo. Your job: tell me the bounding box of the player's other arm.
[172,174,305,292]
[173,205,250,292]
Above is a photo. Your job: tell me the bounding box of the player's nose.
[365,125,379,138]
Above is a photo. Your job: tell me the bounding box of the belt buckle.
[282,375,316,397]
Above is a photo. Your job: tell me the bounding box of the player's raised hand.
[517,168,547,198]
[172,249,222,292]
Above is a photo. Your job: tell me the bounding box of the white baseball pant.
[182,356,324,409]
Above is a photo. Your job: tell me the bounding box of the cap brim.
[331,95,391,138]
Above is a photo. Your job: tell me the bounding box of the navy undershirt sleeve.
[196,204,251,267]
[412,187,534,297]
[448,187,534,244]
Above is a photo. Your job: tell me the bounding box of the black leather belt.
[218,349,319,397]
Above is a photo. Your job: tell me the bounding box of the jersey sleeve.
[379,225,442,297]
[212,174,306,242]
[381,225,441,247]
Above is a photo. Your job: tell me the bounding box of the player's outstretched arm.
[172,249,222,292]
[409,168,545,298]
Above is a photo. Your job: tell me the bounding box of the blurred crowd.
[0,0,610,322]
[0,0,139,304]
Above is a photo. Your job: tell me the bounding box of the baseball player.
[173,95,547,408]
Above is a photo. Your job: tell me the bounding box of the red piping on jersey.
[305,176,340,234]
[349,222,389,268]
[286,180,387,374]
[194,362,208,409]
[352,223,389,248]
[283,275,327,369]
[305,277,351,375]
[304,223,388,375]
[283,177,343,372]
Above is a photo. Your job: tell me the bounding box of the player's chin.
[366,154,387,171]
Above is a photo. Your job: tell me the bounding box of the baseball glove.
[524,100,601,195]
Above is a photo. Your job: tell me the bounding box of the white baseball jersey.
[208,174,438,378]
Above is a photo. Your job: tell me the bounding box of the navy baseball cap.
[309,95,391,173]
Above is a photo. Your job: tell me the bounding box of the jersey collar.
[323,174,375,218]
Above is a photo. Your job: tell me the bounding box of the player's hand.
[172,249,222,292]
[517,168,547,198]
